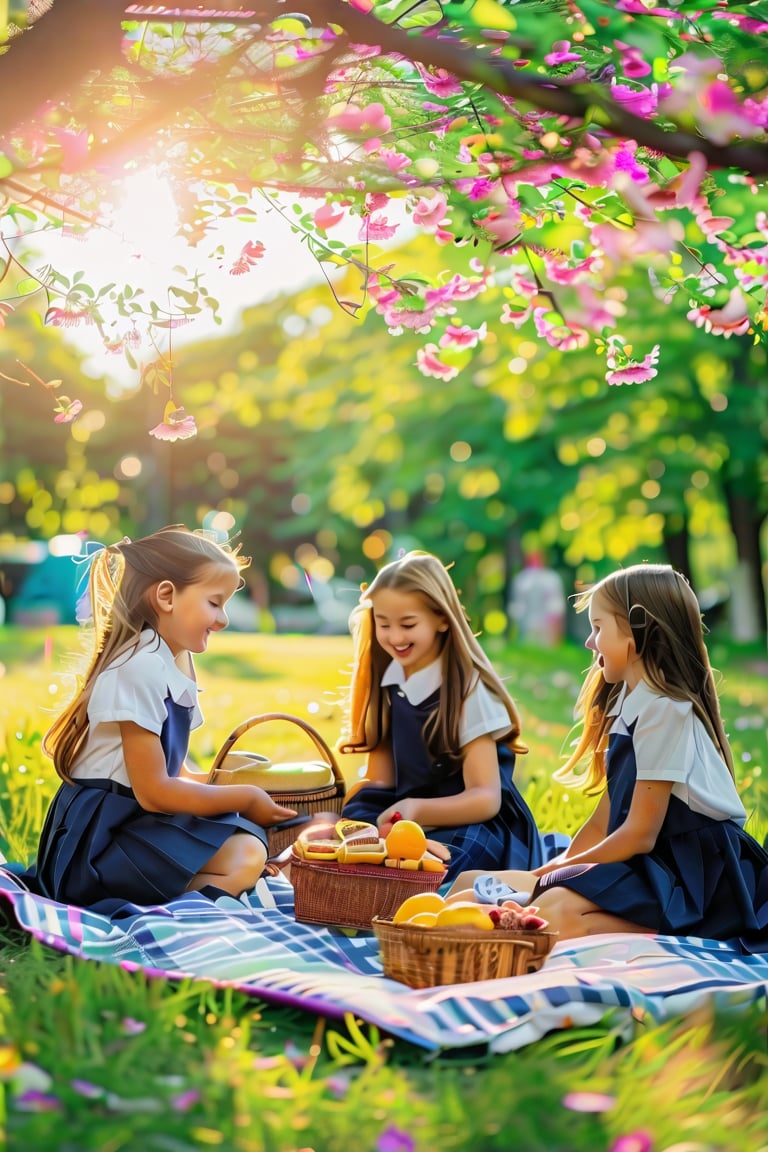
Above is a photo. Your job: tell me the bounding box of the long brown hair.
[339,550,526,762]
[555,563,733,793]
[44,525,249,782]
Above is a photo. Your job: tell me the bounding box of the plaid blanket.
[1,867,766,1054]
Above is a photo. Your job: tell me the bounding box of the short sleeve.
[460,679,513,746]
[631,694,692,783]
[89,649,171,735]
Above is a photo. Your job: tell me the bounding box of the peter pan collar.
[607,678,657,722]
[381,658,442,705]
[137,628,200,708]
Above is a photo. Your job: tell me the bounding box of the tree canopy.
[1,1,767,437]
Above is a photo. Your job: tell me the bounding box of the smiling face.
[585,589,643,688]
[155,561,241,656]
[371,586,449,678]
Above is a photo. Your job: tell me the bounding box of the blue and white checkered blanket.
[1,868,766,1054]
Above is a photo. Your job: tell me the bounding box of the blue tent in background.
[10,554,79,625]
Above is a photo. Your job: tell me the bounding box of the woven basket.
[372,917,558,987]
[208,712,346,856]
[291,853,444,931]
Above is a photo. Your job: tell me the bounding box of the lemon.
[406,911,439,927]
[392,891,445,924]
[435,902,495,930]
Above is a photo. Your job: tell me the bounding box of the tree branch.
[298,0,768,176]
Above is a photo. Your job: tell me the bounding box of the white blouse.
[71,630,203,787]
[608,679,746,824]
[381,658,513,746]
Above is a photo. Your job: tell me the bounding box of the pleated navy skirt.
[544,730,768,951]
[342,687,543,883]
[28,778,268,914]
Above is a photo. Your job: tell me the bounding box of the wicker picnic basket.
[291,854,445,931]
[208,712,346,856]
[372,917,559,988]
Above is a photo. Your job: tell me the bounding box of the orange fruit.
[392,891,445,924]
[385,819,428,861]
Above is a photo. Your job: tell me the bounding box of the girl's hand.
[377,799,417,834]
[241,787,297,827]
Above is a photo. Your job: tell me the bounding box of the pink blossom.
[149,404,197,441]
[229,240,265,275]
[605,340,660,386]
[544,252,603,285]
[53,397,83,423]
[413,62,463,97]
[687,288,752,338]
[500,303,532,327]
[455,177,498,201]
[314,203,346,231]
[375,146,412,172]
[439,322,487,349]
[545,41,581,66]
[327,101,391,136]
[534,309,590,351]
[45,307,94,328]
[412,192,449,232]
[610,82,663,119]
[416,344,460,381]
[0,301,13,326]
[360,214,399,241]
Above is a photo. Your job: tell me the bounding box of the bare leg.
[187,832,268,897]
[535,887,655,939]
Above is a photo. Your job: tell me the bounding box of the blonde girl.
[27,526,296,911]
[339,550,543,883]
[455,564,768,948]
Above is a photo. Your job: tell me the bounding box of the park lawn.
[0,627,766,1151]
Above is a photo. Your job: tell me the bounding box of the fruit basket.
[372,895,558,987]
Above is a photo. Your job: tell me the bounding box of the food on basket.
[392,891,446,924]
[390,891,551,933]
[384,819,428,862]
[435,902,496,930]
[292,818,448,875]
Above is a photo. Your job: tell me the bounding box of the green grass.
[0,627,767,1151]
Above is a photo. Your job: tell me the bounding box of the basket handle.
[207,712,343,786]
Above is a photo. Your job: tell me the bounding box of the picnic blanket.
[1,866,766,1055]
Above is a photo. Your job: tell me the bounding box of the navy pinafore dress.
[28,696,268,915]
[539,724,768,949]
[342,686,544,883]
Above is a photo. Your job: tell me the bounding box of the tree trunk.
[662,519,693,586]
[723,488,767,644]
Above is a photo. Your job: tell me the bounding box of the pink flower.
[327,101,391,136]
[229,240,265,275]
[53,397,83,423]
[360,214,399,241]
[376,146,412,172]
[412,192,449,232]
[314,203,346,231]
[687,288,752,337]
[439,322,487,349]
[605,339,660,386]
[0,301,13,326]
[416,344,460,381]
[545,41,581,66]
[45,307,94,328]
[413,62,463,97]
[149,403,197,441]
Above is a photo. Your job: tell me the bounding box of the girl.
[26,526,297,912]
[338,550,543,883]
[454,564,768,948]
